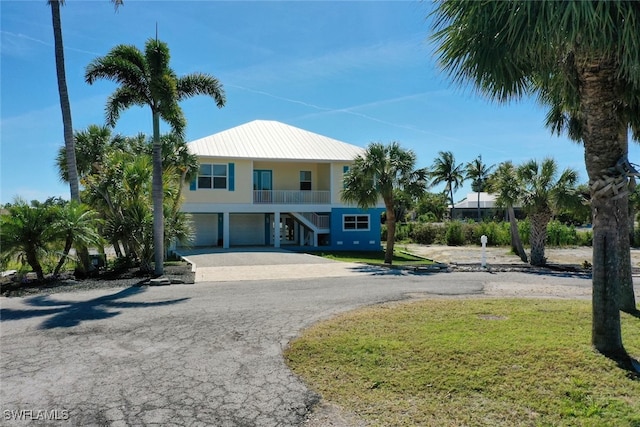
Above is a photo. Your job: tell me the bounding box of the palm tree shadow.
[0,287,189,329]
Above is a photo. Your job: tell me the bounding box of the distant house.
[450,192,523,221]
[180,120,383,250]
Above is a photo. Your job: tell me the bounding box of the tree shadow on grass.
[0,287,189,329]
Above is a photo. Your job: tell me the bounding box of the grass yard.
[285,299,640,427]
[309,249,434,266]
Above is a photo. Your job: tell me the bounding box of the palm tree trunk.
[617,130,637,313]
[529,210,550,266]
[449,187,455,220]
[26,246,45,281]
[579,57,627,358]
[477,191,481,222]
[384,201,396,265]
[152,112,165,276]
[54,236,73,276]
[508,206,528,263]
[50,0,80,202]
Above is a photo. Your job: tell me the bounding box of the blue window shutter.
[190,177,197,191]
[228,163,235,191]
[343,165,349,173]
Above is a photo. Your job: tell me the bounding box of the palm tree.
[465,155,495,222]
[487,161,528,263]
[342,142,428,265]
[429,151,464,220]
[517,158,581,267]
[85,38,225,276]
[430,0,640,360]
[51,201,103,276]
[0,199,56,281]
[48,0,123,202]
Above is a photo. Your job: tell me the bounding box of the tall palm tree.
[430,0,640,360]
[342,142,428,265]
[465,155,494,222]
[487,161,528,263]
[517,158,581,266]
[85,38,225,276]
[48,0,123,202]
[429,151,464,220]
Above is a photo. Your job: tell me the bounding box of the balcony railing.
[253,190,331,204]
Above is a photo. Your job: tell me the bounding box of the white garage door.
[191,213,219,247]
[230,214,265,246]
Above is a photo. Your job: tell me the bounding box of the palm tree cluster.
[430,0,639,360]
[488,158,582,267]
[0,198,102,281]
[56,126,198,272]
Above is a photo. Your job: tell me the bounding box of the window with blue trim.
[198,164,227,189]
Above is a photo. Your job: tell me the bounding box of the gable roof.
[188,120,365,161]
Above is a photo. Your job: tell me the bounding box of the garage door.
[230,214,265,246]
[191,213,219,247]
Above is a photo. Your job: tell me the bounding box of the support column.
[274,211,280,248]
[223,212,230,249]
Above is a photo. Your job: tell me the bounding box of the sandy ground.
[402,243,640,267]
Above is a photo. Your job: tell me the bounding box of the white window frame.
[198,163,227,190]
[342,214,370,231]
[300,171,312,191]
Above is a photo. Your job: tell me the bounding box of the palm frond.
[177,73,226,107]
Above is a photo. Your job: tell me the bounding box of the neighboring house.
[450,192,524,221]
[181,120,383,250]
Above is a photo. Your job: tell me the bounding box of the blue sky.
[2,0,634,205]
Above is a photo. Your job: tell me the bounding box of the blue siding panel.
[329,207,383,251]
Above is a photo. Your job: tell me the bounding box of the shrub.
[445,221,465,246]
[410,223,445,245]
[577,230,593,247]
[546,220,578,246]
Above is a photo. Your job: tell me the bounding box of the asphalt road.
[0,270,603,426]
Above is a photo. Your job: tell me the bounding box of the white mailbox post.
[481,235,488,268]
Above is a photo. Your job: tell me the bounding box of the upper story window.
[300,171,312,191]
[343,214,370,231]
[198,164,227,189]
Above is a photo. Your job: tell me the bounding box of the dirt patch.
[402,244,640,268]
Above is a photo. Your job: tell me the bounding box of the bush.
[577,230,593,247]
[445,221,465,246]
[473,221,511,246]
[410,223,445,245]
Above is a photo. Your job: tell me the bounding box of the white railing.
[300,212,330,229]
[253,190,331,204]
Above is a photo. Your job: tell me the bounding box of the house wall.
[331,162,352,204]
[330,207,383,251]
[253,161,330,191]
[184,158,252,204]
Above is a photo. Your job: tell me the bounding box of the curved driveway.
[0,252,619,426]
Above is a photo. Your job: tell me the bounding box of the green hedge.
[382,219,593,247]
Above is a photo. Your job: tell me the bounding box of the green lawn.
[285,299,640,427]
[308,249,434,266]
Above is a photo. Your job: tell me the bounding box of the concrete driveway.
[179,248,370,282]
[0,267,618,426]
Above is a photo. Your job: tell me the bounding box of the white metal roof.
[453,192,498,209]
[187,120,365,161]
